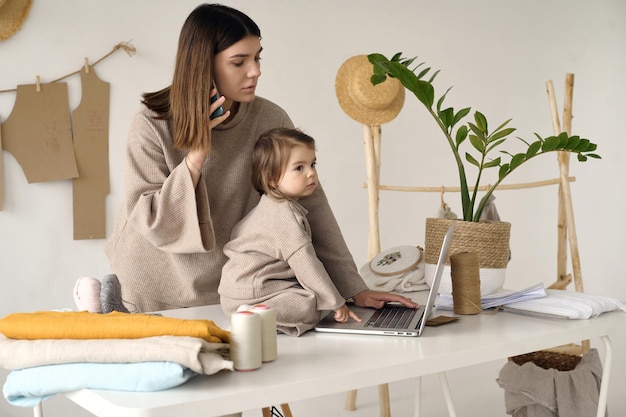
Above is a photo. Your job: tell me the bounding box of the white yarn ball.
[73,276,102,313]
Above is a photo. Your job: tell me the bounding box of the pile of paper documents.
[436,283,547,310]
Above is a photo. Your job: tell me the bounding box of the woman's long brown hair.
[142,4,261,151]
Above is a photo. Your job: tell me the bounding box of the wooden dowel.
[362,176,575,193]
[560,74,585,294]
[547,79,569,287]
[546,80,562,134]
[364,124,382,261]
[551,73,589,352]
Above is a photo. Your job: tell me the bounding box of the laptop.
[314,222,455,337]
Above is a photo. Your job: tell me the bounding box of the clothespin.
[36,75,41,92]
[440,186,446,207]
[84,57,90,74]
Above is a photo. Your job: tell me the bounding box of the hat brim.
[0,0,33,41]
[335,55,405,125]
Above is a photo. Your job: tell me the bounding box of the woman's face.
[213,35,262,107]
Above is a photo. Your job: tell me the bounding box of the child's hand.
[333,305,362,323]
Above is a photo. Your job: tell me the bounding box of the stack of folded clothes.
[0,310,233,407]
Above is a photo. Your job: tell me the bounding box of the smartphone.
[210,88,225,120]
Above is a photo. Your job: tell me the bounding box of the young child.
[219,128,361,336]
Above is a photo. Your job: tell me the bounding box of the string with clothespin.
[437,186,458,219]
[0,41,136,94]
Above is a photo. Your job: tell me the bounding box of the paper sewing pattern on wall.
[0,70,109,240]
[0,41,135,240]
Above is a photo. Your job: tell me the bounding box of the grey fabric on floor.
[496,348,607,417]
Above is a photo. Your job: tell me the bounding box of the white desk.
[59,305,623,417]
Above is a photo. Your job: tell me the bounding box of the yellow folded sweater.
[0,311,230,343]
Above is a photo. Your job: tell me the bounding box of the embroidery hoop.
[368,245,423,277]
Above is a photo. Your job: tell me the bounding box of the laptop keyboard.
[365,306,417,329]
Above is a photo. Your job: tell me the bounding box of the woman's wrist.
[185,156,202,174]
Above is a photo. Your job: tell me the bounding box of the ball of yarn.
[73,276,103,313]
[101,274,131,313]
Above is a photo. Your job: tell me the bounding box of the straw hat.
[335,54,405,125]
[0,0,32,41]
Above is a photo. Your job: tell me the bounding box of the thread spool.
[230,311,262,371]
[450,252,482,315]
[252,304,278,362]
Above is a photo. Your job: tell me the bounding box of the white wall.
[1,1,624,416]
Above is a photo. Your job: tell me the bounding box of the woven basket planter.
[424,217,511,295]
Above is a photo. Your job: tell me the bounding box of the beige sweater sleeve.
[124,110,215,253]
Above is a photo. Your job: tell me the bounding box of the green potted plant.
[367,52,600,295]
[369,52,599,222]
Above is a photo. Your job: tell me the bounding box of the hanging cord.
[0,41,136,94]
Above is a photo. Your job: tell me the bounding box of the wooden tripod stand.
[346,73,588,416]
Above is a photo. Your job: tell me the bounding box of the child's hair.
[252,128,316,198]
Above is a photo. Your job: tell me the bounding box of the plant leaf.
[465,152,480,167]
[468,122,486,139]
[452,107,471,127]
[492,118,513,133]
[469,134,485,152]
[436,87,453,112]
[541,136,560,152]
[499,164,510,179]
[509,153,526,170]
[427,69,441,83]
[483,157,501,168]
[438,108,454,128]
[526,141,542,158]
[488,127,516,143]
[474,111,488,133]
[417,67,431,79]
[486,138,506,153]
[455,125,468,146]
[573,138,591,152]
[371,74,387,85]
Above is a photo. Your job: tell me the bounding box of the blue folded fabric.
[3,361,197,407]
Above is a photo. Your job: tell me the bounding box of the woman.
[105,3,418,314]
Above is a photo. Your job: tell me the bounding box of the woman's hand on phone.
[209,87,229,124]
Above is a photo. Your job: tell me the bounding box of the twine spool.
[450,252,482,315]
[230,311,262,371]
[73,277,102,313]
[252,304,278,363]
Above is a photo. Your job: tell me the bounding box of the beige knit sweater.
[219,196,346,336]
[105,97,368,312]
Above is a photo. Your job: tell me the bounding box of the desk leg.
[414,377,422,417]
[597,335,612,417]
[280,403,294,417]
[414,373,458,417]
[438,372,458,417]
[345,389,357,410]
[379,383,391,417]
